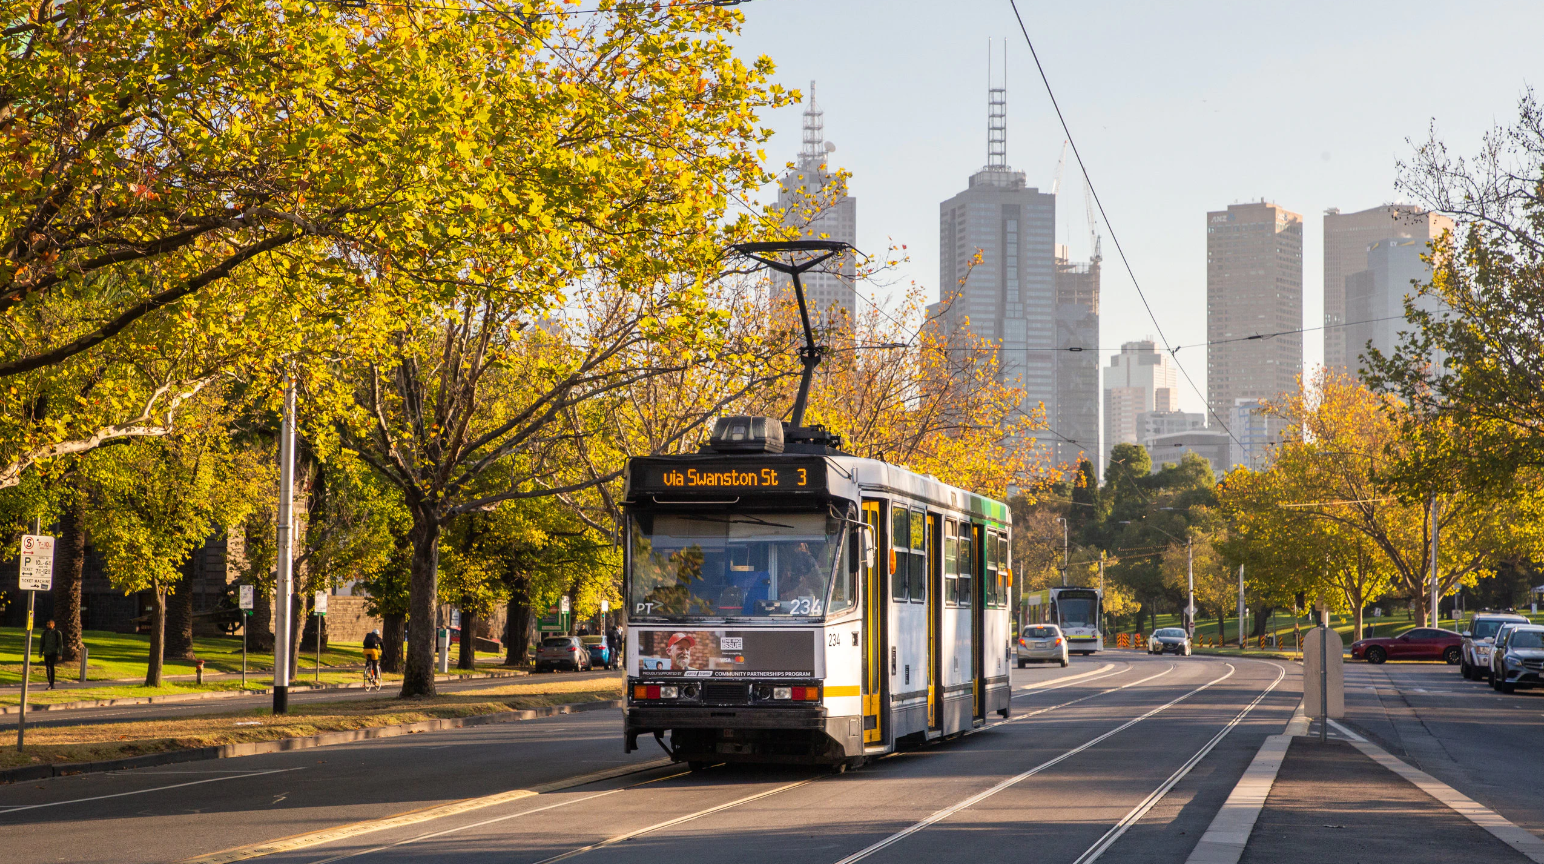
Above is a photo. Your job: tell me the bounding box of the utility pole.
[1099,551,1106,635]
[273,377,296,714]
[1058,516,1069,587]
[1237,563,1246,650]
[1429,495,1440,627]
[1186,537,1194,638]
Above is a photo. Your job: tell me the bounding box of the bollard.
[78,644,89,683]
[195,658,204,685]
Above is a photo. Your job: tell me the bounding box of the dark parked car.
[1349,627,1463,664]
[534,635,591,672]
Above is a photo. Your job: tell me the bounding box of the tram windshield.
[1056,592,1099,629]
[629,511,844,619]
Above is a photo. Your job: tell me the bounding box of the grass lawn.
[0,673,624,770]
[1,627,509,691]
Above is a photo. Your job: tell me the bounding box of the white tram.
[1023,586,1104,654]
[622,418,1013,767]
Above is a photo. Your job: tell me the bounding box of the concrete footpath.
[1241,736,1533,863]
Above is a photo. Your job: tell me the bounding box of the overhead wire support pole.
[728,240,851,429]
[273,376,297,714]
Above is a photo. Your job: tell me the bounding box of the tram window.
[944,520,959,606]
[909,510,927,603]
[891,507,909,602]
[828,530,857,614]
[984,530,998,607]
[957,528,972,607]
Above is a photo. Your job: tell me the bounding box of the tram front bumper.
[624,704,864,762]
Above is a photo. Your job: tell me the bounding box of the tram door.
[972,522,986,722]
[861,501,884,745]
[928,513,942,731]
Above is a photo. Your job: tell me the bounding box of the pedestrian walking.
[40,619,63,689]
[607,624,623,670]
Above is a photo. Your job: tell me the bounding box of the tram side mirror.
[1463,630,1472,637]
[860,526,876,570]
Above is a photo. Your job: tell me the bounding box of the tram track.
[271,662,1151,864]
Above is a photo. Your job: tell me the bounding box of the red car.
[1349,627,1463,664]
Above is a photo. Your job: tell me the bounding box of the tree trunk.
[287,589,306,680]
[250,582,275,652]
[401,513,441,698]
[165,562,197,660]
[53,498,86,663]
[1413,592,1428,627]
[504,595,530,666]
[145,589,167,687]
[458,606,476,670]
[1250,605,1274,638]
[382,612,405,674]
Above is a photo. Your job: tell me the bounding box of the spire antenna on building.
[987,39,1007,169]
[799,80,825,170]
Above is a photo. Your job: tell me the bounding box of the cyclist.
[363,629,383,688]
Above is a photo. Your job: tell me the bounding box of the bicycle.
[363,650,382,691]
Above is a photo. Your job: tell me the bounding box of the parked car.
[1488,624,1544,694]
[534,635,591,672]
[1148,627,1192,656]
[581,635,615,669]
[1017,624,1069,668]
[1349,627,1463,664]
[1460,614,1528,680]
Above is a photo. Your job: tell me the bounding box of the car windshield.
[1471,620,1510,639]
[541,637,572,648]
[629,511,843,619]
[1024,627,1056,638]
[1156,628,1186,638]
[1510,631,1544,649]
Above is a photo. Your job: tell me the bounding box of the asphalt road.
[0,654,1307,864]
[1341,655,1544,839]
[0,669,625,729]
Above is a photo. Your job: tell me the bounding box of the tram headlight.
[659,686,679,699]
[683,683,700,698]
[755,684,774,700]
[773,687,792,700]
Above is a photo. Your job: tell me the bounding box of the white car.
[1017,624,1070,668]
[1461,614,1528,681]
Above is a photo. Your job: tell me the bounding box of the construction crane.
[1050,139,1068,196]
[1083,172,1102,263]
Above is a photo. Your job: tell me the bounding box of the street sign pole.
[239,585,254,688]
[314,590,327,683]
[15,523,53,753]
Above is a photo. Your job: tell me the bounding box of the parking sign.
[239,585,254,610]
[17,534,54,591]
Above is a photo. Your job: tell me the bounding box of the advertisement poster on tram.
[633,629,816,678]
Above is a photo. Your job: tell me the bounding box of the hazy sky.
[732,0,1541,414]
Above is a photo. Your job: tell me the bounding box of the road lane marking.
[1078,662,1287,864]
[179,760,673,864]
[1327,718,1544,863]
[1014,663,1120,692]
[301,769,692,864]
[831,663,1230,864]
[0,769,302,816]
[999,664,1174,726]
[528,776,821,864]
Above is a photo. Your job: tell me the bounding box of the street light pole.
[1186,537,1194,638]
[273,376,296,715]
[1429,495,1440,627]
[1059,517,1069,587]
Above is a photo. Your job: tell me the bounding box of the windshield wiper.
[676,514,799,530]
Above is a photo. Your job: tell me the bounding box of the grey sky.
[734,0,1541,414]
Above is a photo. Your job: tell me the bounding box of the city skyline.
[735,1,1543,420]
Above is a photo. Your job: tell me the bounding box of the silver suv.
[1462,614,1528,681]
[1489,624,1544,694]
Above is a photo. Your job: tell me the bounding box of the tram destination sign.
[631,457,826,495]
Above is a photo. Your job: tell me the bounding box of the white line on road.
[1014,663,1121,693]
[1328,718,1544,863]
[1077,662,1287,864]
[528,776,821,864]
[0,768,303,816]
[830,663,1232,864]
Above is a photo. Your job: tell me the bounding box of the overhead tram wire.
[1013,313,1417,354]
[1007,0,1244,452]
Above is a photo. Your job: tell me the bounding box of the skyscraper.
[1344,236,1449,375]
[1054,251,1100,471]
[936,59,1057,455]
[774,82,857,324]
[1103,339,1177,471]
[1323,204,1451,376]
[1206,202,1303,442]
